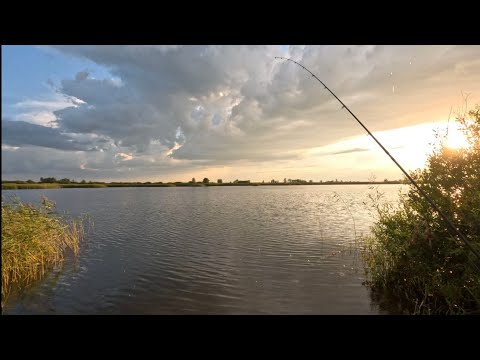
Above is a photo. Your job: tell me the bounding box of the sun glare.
[444,124,469,149]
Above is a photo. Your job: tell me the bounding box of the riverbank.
[2,181,405,190]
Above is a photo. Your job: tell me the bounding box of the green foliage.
[364,105,480,314]
[39,177,57,183]
[1,196,88,307]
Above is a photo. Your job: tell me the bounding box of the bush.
[363,104,480,314]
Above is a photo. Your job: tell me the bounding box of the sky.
[2,45,480,182]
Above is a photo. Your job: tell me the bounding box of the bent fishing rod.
[275,56,480,262]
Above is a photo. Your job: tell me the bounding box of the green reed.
[1,196,89,307]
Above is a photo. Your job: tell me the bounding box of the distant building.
[217,179,222,184]
[192,178,196,183]
[234,180,250,184]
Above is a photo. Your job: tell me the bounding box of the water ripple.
[3,185,405,314]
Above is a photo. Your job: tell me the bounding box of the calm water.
[2,185,405,314]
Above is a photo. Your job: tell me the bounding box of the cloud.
[115,152,133,161]
[13,99,75,112]
[75,71,89,81]
[1,144,210,181]
[49,46,480,161]
[330,147,370,155]
[3,45,480,180]
[1,119,110,151]
[6,93,83,127]
[14,111,57,127]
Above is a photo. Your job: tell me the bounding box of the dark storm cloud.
[1,119,109,151]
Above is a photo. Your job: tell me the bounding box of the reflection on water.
[2,185,405,314]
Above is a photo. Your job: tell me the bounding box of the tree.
[40,177,57,183]
[364,104,480,314]
[202,178,209,184]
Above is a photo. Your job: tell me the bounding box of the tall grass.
[2,183,61,190]
[1,196,88,307]
[1,183,108,190]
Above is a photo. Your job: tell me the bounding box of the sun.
[444,124,469,149]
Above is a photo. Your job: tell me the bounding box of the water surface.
[2,184,405,314]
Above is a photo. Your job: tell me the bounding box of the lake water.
[2,184,406,314]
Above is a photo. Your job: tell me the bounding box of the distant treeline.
[2,178,406,190]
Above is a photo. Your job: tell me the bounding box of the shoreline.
[2,181,406,190]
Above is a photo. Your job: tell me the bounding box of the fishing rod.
[275,56,480,262]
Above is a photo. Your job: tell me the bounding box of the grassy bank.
[106,183,175,187]
[2,181,406,190]
[1,196,87,307]
[363,105,480,314]
[2,183,62,190]
[1,183,108,190]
